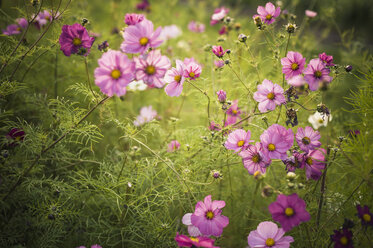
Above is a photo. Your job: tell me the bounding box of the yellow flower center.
[190,237,199,242]
[206,211,214,220]
[111,69,121,79]
[253,171,261,178]
[318,119,324,124]
[174,75,181,82]
[237,140,245,147]
[302,137,311,145]
[285,207,294,216]
[252,154,260,163]
[72,37,82,46]
[340,236,348,245]
[265,14,273,20]
[314,70,322,78]
[189,72,195,78]
[15,136,22,141]
[306,157,313,165]
[145,65,156,75]
[232,109,238,114]
[139,37,149,46]
[363,213,371,222]
[291,63,299,70]
[265,238,275,247]
[267,92,275,100]
[268,143,276,151]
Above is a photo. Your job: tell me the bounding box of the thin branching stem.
[188,79,211,123]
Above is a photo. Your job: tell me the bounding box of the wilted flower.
[247,221,294,248]
[253,79,286,113]
[253,2,281,25]
[167,140,180,152]
[59,23,95,56]
[238,33,247,43]
[94,50,135,96]
[121,18,163,54]
[134,50,171,88]
[268,193,311,231]
[191,195,229,236]
[97,40,109,52]
[133,106,157,126]
[285,108,298,127]
[283,150,305,172]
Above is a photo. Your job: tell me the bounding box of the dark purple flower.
[59,23,95,56]
[331,228,353,248]
[6,128,25,145]
[136,0,150,11]
[319,52,335,67]
[97,40,109,51]
[356,205,373,226]
[268,193,310,232]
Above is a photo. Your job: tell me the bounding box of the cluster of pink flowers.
[210,6,229,35]
[281,51,334,91]
[2,18,27,36]
[253,2,281,25]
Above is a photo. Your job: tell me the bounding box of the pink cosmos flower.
[281,51,306,80]
[209,121,222,131]
[224,129,252,153]
[253,79,286,113]
[191,195,229,237]
[212,45,226,58]
[183,61,202,80]
[225,100,241,125]
[159,25,182,41]
[295,126,321,152]
[121,18,163,54]
[304,58,333,91]
[287,75,306,87]
[124,13,145,25]
[175,233,218,248]
[247,221,294,248]
[218,26,227,35]
[318,52,335,67]
[188,21,205,33]
[305,10,317,18]
[260,124,294,160]
[167,140,180,152]
[253,2,281,25]
[183,57,197,66]
[214,60,225,68]
[210,7,229,25]
[94,50,135,96]
[268,193,311,232]
[34,10,51,29]
[133,105,157,126]
[182,213,202,237]
[216,90,226,103]
[59,23,95,57]
[239,142,271,175]
[2,24,21,35]
[302,148,326,180]
[164,59,185,96]
[16,18,28,29]
[134,50,171,88]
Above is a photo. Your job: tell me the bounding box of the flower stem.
[84,57,97,100]
[188,79,211,123]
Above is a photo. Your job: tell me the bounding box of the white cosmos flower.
[128,80,148,91]
[308,111,332,129]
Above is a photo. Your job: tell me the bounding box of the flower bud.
[216,90,227,103]
[345,65,353,72]
[286,172,297,181]
[285,23,297,33]
[238,33,247,43]
[261,186,273,198]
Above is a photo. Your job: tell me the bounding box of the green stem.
[188,80,211,123]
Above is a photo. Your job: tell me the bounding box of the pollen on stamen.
[139,37,149,46]
[174,75,181,82]
[111,69,121,79]
[266,14,272,20]
[267,92,275,100]
[268,143,276,151]
[145,65,156,75]
[291,63,299,70]
[72,37,82,46]
[189,72,195,78]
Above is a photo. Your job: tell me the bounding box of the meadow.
[0,0,372,247]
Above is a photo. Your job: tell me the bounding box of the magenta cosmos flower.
[210,7,229,25]
[356,205,373,226]
[188,21,205,33]
[133,105,157,126]
[59,23,95,57]
[247,221,294,248]
[182,213,202,236]
[319,52,335,67]
[214,60,224,68]
[281,51,306,80]
[239,142,271,175]
[253,2,281,25]
[175,233,218,248]
[2,24,21,35]
[224,129,252,153]
[225,100,241,125]
[305,10,317,18]
[304,58,333,91]
[295,126,321,152]
[269,193,311,232]
[16,18,28,29]
[303,148,326,180]
[167,140,180,152]
[191,195,229,237]
[209,121,221,132]
[124,13,145,25]
[253,79,286,113]
[134,50,171,88]
[183,60,202,80]
[164,59,185,97]
[212,45,226,58]
[94,50,135,96]
[260,124,294,160]
[121,18,163,54]
[331,229,353,248]
[6,128,25,146]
